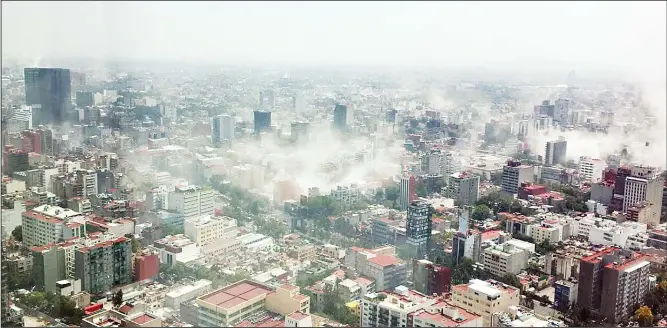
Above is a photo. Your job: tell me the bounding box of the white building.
[165,279,212,310]
[623,169,664,226]
[452,279,520,327]
[236,233,274,251]
[578,157,607,183]
[21,205,83,247]
[361,286,482,328]
[7,106,32,134]
[588,221,647,247]
[553,99,570,124]
[184,215,238,246]
[330,184,361,209]
[211,114,235,144]
[168,185,215,220]
[152,234,201,266]
[482,243,530,277]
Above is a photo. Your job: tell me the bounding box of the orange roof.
[23,210,63,224]
[368,255,400,267]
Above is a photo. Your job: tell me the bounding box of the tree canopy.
[11,225,22,242]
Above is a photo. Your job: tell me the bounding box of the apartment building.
[184,215,238,246]
[330,184,361,209]
[482,242,530,277]
[599,254,651,324]
[361,286,482,328]
[196,281,309,326]
[451,279,520,326]
[168,185,215,220]
[21,205,84,247]
[445,171,480,206]
[346,247,407,291]
[622,168,664,227]
[289,245,317,262]
[165,279,213,310]
[75,236,132,294]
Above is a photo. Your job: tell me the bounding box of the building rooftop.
[368,255,401,267]
[198,280,272,310]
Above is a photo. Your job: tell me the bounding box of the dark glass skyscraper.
[406,200,433,259]
[333,104,347,131]
[253,110,272,135]
[24,68,72,126]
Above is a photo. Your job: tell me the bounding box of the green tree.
[472,204,491,221]
[385,185,400,202]
[11,225,22,242]
[131,237,141,253]
[416,184,428,197]
[500,273,522,289]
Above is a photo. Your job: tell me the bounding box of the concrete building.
[346,247,407,291]
[482,242,530,277]
[361,287,482,328]
[544,138,567,167]
[553,99,570,124]
[600,254,651,323]
[75,236,132,294]
[165,279,212,310]
[579,157,607,182]
[330,184,361,209]
[406,200,433,258]
[211,114,235,145]
[451,279,520,326]
[413,259,452,296]
[445,171,479,206]
[622,167,664,227]
[501,161,533,195]
[133,253,159,282]
[184,215,238,246]
[195,281,309,326]
[399,175,417,211]
[152,234,201,266]
[21,205,83,247]
[168,185,215,220]
[553,280,578,312]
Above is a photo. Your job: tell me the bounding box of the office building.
[501,161,533,195]
[76,91,94,107]
[451,279,520,326]
[399,175,417,211]
[622,166,664,227]
[253,110,272,135]
[544,138,567,166]
[579,157,607,182]
[75,236,132,294]
[553,280,578,312]
[333,104,349,131]
[168,185,215,220]
[445,171,479,206]
[211,114,234,145]
[290,121,310,143]
[3,146,28,175]
[7,105,32,134]
[152,234,201,266]
[406,200,433,259]
[24,68,72,125]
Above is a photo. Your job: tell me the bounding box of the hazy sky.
[2,1,665,78]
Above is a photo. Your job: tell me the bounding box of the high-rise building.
[1,248,9,324]
[3,146,28,175]
[544,138,567,166]
[253,110,272,135]
[501,160,533,195]
[577,247,651,324]
[75,236,132,294]
[291,94,306,112]
[290,121,310,143]
[24,68,72,125]
[31,244,67,293]
[168,185,215,220]
[7,105,32,134]
[446,172,480,206]
[75,91,94,107]
[534,100,554,117]
[622,166,664,226]
[579,156,607,182]
[398,175,417,210]
[406,200,432,259]
[553,99,570,124]
[211,114,234,145]
[36,126,53,155]
[333,104,348,131]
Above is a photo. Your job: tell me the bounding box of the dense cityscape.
[2,2,667,328]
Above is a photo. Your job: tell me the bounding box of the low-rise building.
[482,243,530,277]
[451,279,520,326]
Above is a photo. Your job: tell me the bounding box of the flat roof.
[199,281,272,311]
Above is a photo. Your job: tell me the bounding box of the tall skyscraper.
[544,138,567,166]
[333,104,348,131]
[406,200,433,259]
[253,110,272,135]
[24,68,72,125]
[399,175,416,210]
[290,121,310,143]
[553,98,570,124]
[211,114,234,145]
